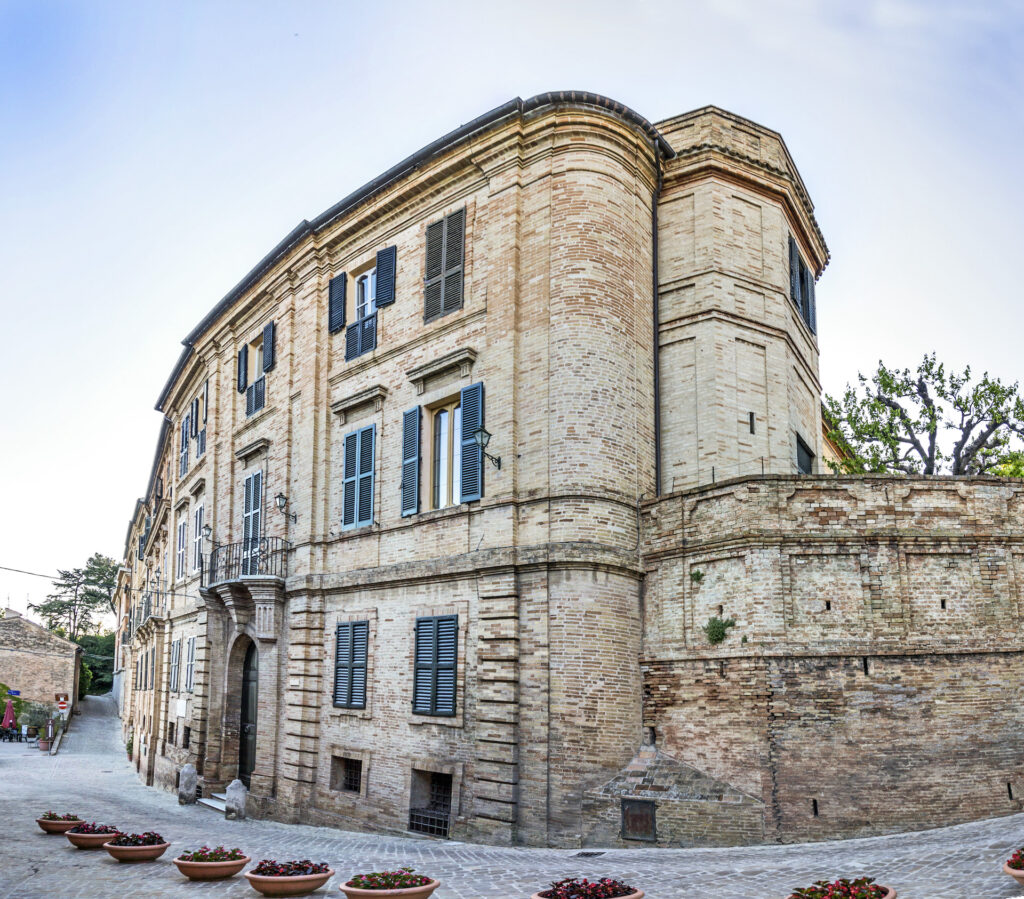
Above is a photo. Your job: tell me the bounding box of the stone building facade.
[0,608,81,710]
[115,93,1024,848]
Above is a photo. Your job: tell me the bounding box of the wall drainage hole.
[574,851,606,858]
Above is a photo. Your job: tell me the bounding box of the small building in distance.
[0,608,81,711]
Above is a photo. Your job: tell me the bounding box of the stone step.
[197,795,226,813]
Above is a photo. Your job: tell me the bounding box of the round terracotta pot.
[36,817,81,834]
[340,878,440,899]
[245,869,335,897]
[103,841,170,862]
[784,891,893,899]
[1005,863,1024,886]
[66,830,121,849]
[531,892,643,899]
[38,740,51,751]
[173,854,251,880]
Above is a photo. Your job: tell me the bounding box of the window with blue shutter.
[424,208,464,322]
[329,274,347,334]
[262,321,276,371]
[401,407,421,517]
[459,382,483,503]
[375,246,397,307]
[333,621,369,709]
[788,235,817,334]
[237,345,248,393]
[342,425,375,529]
[413,615,458,716]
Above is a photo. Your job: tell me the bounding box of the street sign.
[6,690,19,696]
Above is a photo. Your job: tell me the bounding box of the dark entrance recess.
[239,642,258,789]
[409,770,453,837]
[621,798,657,841]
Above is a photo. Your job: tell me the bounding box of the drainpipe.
[651,143,664,496]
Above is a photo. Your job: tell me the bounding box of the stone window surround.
[327,745,372,800]
[409,602,468,729]
[325,609,377,721]
[404,757,464,828]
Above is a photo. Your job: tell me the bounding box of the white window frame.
[356,268,376,320]
[179,414,190,477]
[192,504,204,573]
[185,636,196,692]
[169,638,180,692]
[176,514,188,580]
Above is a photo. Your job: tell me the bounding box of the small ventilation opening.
[825,600,831,612]
[749,412,756,434]
[940,598,947,610]
[1009,782,1015,800]
[717,604,724,617]
[812,798,819,817]
[862,657,870,675]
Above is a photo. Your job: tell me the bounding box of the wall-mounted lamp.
[472,427,501,470]
[275,492,298,522]
[202,524,213,542]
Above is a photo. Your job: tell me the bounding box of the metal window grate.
[343,757,362,793]
[409,771,452,837]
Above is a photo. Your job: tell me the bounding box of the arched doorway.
[239,642,258,789]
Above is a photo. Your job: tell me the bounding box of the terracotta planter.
[340,879,440,899]
[103,841,171,862]
[66,830,121,849]
[1005,863,1024,886]
[38,740,51,751]
[173,855,251,880]
[245,869,335,897]
[531,892,643,899]
[36,817,81,834]
[783,891,893,899]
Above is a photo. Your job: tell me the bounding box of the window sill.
[328,705,372,721]
[410,712,463,729]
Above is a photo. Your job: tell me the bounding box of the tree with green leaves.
[30,567,106,642]
[824,354,1024,476]
[82,553,119,614]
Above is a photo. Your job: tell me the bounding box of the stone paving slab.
[4,694,1024,898]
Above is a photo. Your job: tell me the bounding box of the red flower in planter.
[538,878,638,898]
[345,868,433,889]
[108,831,166,846]
[251,860,331,877]
[179,845,246,862]
[39,811,79,820]
[788,877,888,899]
[67,822,119,834]
[1008,849,1024,871]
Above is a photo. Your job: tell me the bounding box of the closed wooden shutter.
[807,274,817,333]
[237,345,248,393]
[357,425,375,527]
[190,399,199,437]
[202,379,209,423]
[334,620,369,708]
[401,407,421,517]
[342,430,359,528]
[442,208,465,315]
[459,382,484,503]
[375,246,397,307]
[262,321,275,372]
[424,220,444,321]
[242,470,262,572]
[329,274,347,333]
[413,615,458,716]
[789,236,803,316]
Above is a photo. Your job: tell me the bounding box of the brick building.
[116,93,1024,847]
[0,608,80,710]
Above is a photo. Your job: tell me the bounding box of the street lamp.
[472,427,501,469]
[275,493,297,522]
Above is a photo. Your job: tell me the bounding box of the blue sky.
[1,0,1022,618]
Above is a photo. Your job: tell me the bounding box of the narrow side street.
[3,694,1024,899]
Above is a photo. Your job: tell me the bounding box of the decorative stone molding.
[331,384,387,424]
[189,477,206,497]
[234,437,270,464]
[406,348,477,395]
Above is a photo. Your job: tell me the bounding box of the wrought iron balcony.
[126,587,167,640]
[202,536,290,588]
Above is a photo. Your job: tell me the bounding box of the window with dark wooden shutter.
[423,209,464,322]
[203,379,209,423]
[401,407,421,517]
[413,615,458,716]
[788,236,800,311]
[262,321,275,371]
[807,275,817,333]
[237,345,248,393]
[190,399,199,437]
[375,246,397,307]
[342,431,359,529]
[459,382,483,503]
[333,620,368,709]
[329,274,347,334]
[357,425,375,527]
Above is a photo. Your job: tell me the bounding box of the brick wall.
[0,611,79,710]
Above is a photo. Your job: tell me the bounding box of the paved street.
[4,694,1024,898]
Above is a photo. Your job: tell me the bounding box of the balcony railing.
[125,586,168,640]
[202,536,290,587]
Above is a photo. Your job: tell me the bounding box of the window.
[149,646,155,689]
[183,725,191,749]
[409,770,452,837]
[424,208,465,321]
[346,268,378,361]
[169,638,181,692]
[242,470,263,574]
[333,621,368,709]
[796,434,815,475]
[788,235,817,334]
[176,514,188,580]
[431,400,462,509]
[179,414,190,477]
[192,504,204,573]
[184,636,196,692]
[238,322,275,416]
[167,722,175,744]
[330,756,363,793]
[413,615,457,716]
[621,799,657,842]
[195,381,208,457]
[342,425,375,529]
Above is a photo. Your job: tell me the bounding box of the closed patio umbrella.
[1,699,15,729]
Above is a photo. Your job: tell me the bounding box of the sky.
[1,0,1022,621]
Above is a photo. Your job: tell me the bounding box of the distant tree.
[77,658,93,699]
[74,632,115,694]
[30,567,105,641]
[824,354,1024,476]
[990,451,1024,478]
[82,553,119,614]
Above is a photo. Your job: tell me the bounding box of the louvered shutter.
[424,220,444,321]
[345,323,360,360]
[412,618,436,714]
[351,621,368,707]
[442,208,465,315]
[789,236,803,315]
[202,379,209,423]
[434,615,457,715]
[262,321,275,371]
[191,399,199,437]
[375,246,397,307]
[237,345,248,393]
[334,622,352,706]
[401,407,421,517]
[329,274,347,334]
[356,425,375,527]
[807,274,817,333]
[342,430,359,528]
[459,382,484,503]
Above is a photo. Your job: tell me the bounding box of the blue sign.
[6,690,19,696]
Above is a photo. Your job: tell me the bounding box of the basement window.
[330,756,363,794]
[621,799,656,842]
[409,770,452,837]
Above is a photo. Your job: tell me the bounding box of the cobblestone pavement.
[5,694,1024,898]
